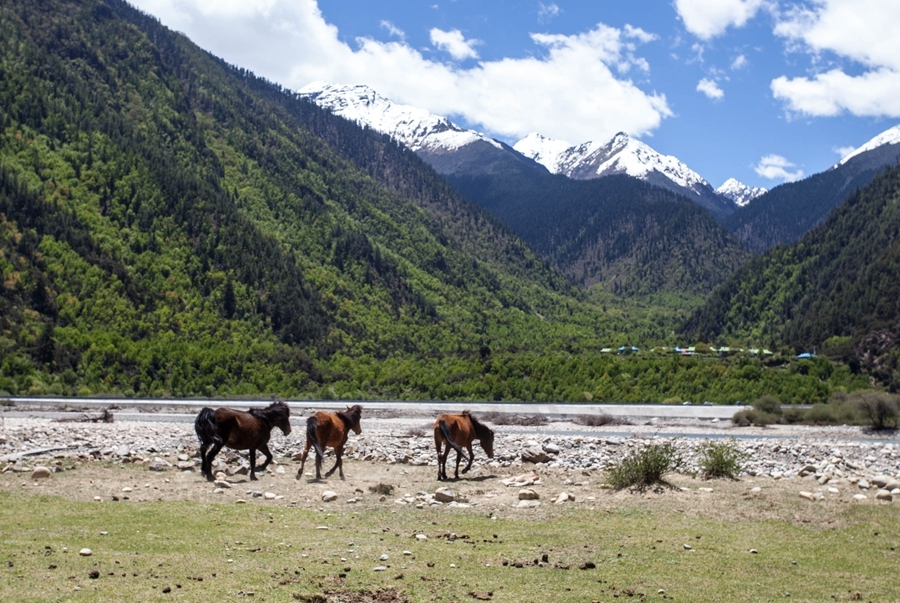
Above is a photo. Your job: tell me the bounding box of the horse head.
[346,405,363,435]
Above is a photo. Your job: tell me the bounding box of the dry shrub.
[479,411,548,426]
[368,483,394,496]
[572,413,629,427]
[606,441,682,491]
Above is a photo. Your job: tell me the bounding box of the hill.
[683,165,900,389]
[448,166,750,299]
[725,143,900,252]
[0,0,628,397]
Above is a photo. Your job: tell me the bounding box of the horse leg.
[440,445,452,481]
[249,448,258,481]
[324,445,343,478]
[461,444,475,474]
[198,442,210,479]
[257,443,273,473]
[296,443,310,479]
[435,441,445,481]
[205,439,224,481]
[453,447,463,479]
[314,446,324,480]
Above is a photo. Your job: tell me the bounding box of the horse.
[194,400,292,481]
[296,405,363,480]
[433,411,494,481]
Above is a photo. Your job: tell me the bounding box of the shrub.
[852,390,900,430]
[479,412,548,426]
[699,439,748,480]
[731,408,778,427]
[804,397,861,425]
[753,395,783,416]
[368,483,394,496]
[573,413,628,427]
[605,441,682,491]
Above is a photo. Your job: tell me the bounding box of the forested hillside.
[725,145,899,252]
[683,165,900,390]
[448,167,749,298]
[0,0,627,396]
[0,0,879,403]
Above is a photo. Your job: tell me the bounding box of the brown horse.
[296,405,363,480]
[434,411,494,481]
[194,401,291,481]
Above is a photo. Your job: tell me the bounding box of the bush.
[572,413,628,427]
[479,412,548,426]
[605,441,682,491]
[731,408,778,427]
[852,390,900,430]
[368,483,394,496]
[699,439,748,480]
[753,395,783,416]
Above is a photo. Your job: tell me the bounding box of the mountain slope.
[0,0,619,397]
[725,127,900,252]
[682,165,900,388]
[514,132,738,220]
[447,164,750,298]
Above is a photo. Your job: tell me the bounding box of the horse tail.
[307,416,325,459]
[195,407,217,446]
[439,420,465,456]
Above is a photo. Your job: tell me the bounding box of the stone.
[871,476,889,488]
[542,443,560,455]
[521,448,552,464]
[380,554,389,561]
[683,544,692,550]
[214,480,232,489]
[373,566,387,572]
[516,500,540,508]
[518,488,539,500]
[799,491,815,501]
[853,494,867,501]
[874,489,892,501]
[322,491,338,502]
[79,548,92,556]
[31,466,51,479]
[434,487,455,503]
[264,492,276,500]
[415,534,428,541]
[857,479,870,490]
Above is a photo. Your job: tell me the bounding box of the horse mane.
[466,412,493,440]
[251,400,290,425]
[337,404,362,428]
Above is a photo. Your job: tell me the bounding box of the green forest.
[0,0,892,403]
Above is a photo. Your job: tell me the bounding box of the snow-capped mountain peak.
[836,124,900,167]
[298,81,501,153]
[715,178,767,207]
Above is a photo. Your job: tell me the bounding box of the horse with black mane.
[296,405,363,480]
[194,400,291,481]
[434,411,494,480]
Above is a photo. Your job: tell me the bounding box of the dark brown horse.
[296,405,363,480]
[194,401,291,481]
[434,411,494,480]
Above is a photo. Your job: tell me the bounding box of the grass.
[2,489,900,602]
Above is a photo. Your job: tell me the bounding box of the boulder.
[434,487,455,503]
[322,491,338,502]
[518,488,539,500]
[31,466,51,479]
[522,448,552,464]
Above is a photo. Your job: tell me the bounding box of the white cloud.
[430,28,480,61]
[772,0,900,118]
[674,0,767,39]
[731,54,747,70]
[538,2,560,23]
[380,20,405,42]
[696,78,724,99]
[127,0,671,144]
[753,154,804,182]
[833,145,856,158]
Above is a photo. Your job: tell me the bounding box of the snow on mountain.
[715,178,767,207]
[298,81,502,153]
[836,124,900,167]
[515,131,715,199]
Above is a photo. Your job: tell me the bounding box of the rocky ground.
[2,410,900,514]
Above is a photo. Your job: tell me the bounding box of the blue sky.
[131,0,900,189]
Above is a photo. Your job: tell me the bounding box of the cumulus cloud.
[772,0,900,118]
[696,78,724,99]
[128,0,671,144]
[754,154,804,182]
[430,28,480,61]
[833,145,856,158]
[673,0,767,39]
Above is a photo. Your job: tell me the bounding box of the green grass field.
[2,487,898,603]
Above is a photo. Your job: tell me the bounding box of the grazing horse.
[434,411,494,481]
[194,401,291,481]
[296,405,363,480]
